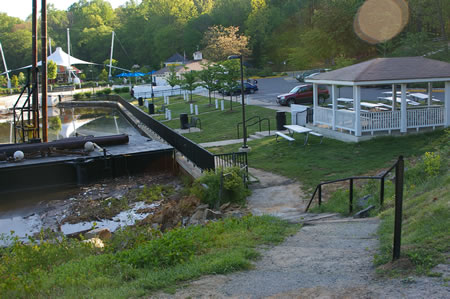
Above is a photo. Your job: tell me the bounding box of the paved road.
[245,76,445,105]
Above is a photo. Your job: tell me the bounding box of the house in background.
[154,51,207,86]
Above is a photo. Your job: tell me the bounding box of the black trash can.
[180,113,189,129]
[138,97,143,106]
[148,103,155,114]
[276,111,286,131]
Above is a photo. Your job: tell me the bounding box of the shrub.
[84,92,91,98]
[191,167,250,208]
[73,93,83,100]
[103,88,112,95]
[423,152,441,177]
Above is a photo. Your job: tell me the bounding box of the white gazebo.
[305,57,450,142]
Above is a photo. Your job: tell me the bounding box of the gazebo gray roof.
[306,57,450,86]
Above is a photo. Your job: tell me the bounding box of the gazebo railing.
[407,106,444,129]
[361,110,401,132]
[315,106,444,134]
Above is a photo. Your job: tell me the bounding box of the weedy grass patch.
[0,216,299,298]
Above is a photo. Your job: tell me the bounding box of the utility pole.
[41,0,48,142]
[32,0,39,139]
[108,31,115,81]
[67,28,72,83]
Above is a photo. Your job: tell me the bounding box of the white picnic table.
[284,125,312,145]
[378,96,421,106]
[409,93,441,102]
[337,98,354,103]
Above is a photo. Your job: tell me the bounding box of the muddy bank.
[0,173,184,242]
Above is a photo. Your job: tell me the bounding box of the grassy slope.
[375,133,450,275]
[211,130,446,190]
[0,216,299,298]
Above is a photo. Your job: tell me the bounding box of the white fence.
[315,106,444,135]
[407,107,444,129]
[133,85,207,99]
[315,107,356,132]
[361,110,401,132]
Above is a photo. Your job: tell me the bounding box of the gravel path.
[153,169,449,298]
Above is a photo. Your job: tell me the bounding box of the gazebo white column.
[428,82,432,107]
[331,85,338,130]
[400,84,407,133]
[313,83,318,125]
[445,81,450,127]
[391,84,396,110]
[353,85,361,136]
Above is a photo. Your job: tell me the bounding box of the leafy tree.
[10,75,19,88]
[198,62,219,105]
[99,69,108,81]
[333,56,356,70]
[166,65,180,91]
[202,26,250,62]
[390,32,434,57]
[0,76,7,87]
[180,69,199,102]
[48,60,57,80]
[219,59,241,111]
[18,72,26,85]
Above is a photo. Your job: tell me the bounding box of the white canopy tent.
[41,47,94,68]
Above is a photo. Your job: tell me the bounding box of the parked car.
[296,68,329,82]
[276,84,329,106]
[220,82,258,95]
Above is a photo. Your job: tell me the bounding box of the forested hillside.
[0,0,448,77]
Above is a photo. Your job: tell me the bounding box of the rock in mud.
[85,228,112,240]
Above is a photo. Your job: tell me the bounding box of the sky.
[0,0,130,20]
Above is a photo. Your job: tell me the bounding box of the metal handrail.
[237,116,260,138]
[305,159,400,213]
[305,156,405,261]
[237,116,271,139]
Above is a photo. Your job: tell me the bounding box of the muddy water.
[0,107,145,243]
[0,107,137,144]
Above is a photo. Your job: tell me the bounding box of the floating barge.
[0,133,174,197]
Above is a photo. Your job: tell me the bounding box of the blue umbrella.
[146,71,156,75]
[128,72,145,77]
[115,72,129,77]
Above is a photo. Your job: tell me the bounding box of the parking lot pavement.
[245,76,445,106]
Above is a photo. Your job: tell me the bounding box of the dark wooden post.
[41,0,48,142]
[393,156,404,260]
[318,184,322,206]
[380,176,385,208]
[349,178,354,213]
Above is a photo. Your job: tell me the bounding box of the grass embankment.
[131,94,290,143]
[375,132,449,276]
[0,216,298,298]
[212,129,446,190]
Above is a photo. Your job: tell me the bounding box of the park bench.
[275,131,295,145]
[309,131,323,144]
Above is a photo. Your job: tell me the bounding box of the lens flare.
[354,0,409,44]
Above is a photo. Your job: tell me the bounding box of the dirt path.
[153,169,449,298]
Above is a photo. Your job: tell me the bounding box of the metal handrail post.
[393,156,404,260]
[349,178,354,213]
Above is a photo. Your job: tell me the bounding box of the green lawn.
[128,94,290,143]
[210,129,447,190]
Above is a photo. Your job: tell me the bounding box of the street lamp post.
[150,73,154,104]
[228,55,247,149]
